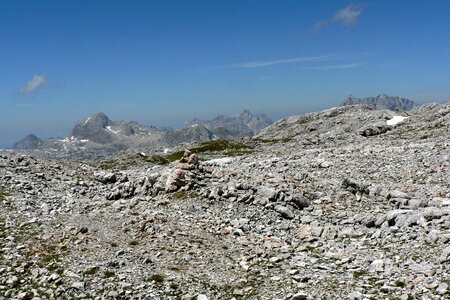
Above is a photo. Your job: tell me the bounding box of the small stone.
[79,226,88,234]
[6,276,19,287]
[269,256,283,263]
[388,190,410,199]
[297,225,312,239]
[436,283,448,294]
[274,205,295,219]
[348,291,362,300]
[71,281,85,290]
[107,291,119,297]
[48,273,61,282]
[369,259,384,272]
[16,292,30,300]
[197,294,209,300]
[270,276,281,281]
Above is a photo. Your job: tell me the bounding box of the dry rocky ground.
[0,104,449,300]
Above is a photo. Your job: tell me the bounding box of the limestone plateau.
[1,102,449,299]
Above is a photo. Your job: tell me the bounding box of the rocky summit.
[11,110,272,160]
[0,103,449,299]
[341,93,418,111]
[12,134,43,150]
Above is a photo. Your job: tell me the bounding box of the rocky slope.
[0,103,449,299]
[188,110,273,136]
[12,134,43,150]
[163,110,273,146]
[9,112,167,160]
[341,93,418,111]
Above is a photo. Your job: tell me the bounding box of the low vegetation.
[0,186,10,202]
[253,136,293,144]
[149,140,254,165]
[146,274,165,284]
[96,139,255,169]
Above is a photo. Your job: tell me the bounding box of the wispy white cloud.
[313,4,364,31]
[225,54,338,69]
[333,4,364,25]
[303,62,367,70]
[19,74,47,94]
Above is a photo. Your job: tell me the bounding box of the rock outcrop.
[12,134,43,150]
[341,93,418,111]
[1,103,449,299]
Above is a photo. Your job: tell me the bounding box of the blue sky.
[1,0,449,146]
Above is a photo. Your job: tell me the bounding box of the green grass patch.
[129,240,139,246]
[98,159,120,170]
[253,136,293,144]
[146,155,170,165]
[0,186,11,202]
[394,279,405,287]
[166,151,185,162]
[150,140,253,165]
[281,136,293,143]
[190,140,250,153]
[84,266,100,275]
[253,138,277,144]
[353,269,368,278]
[146,274,165,284]
[104,270,116,278]
[170,190,198,200]
[97,139,254,169]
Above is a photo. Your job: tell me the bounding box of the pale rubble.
[0,103,449,299]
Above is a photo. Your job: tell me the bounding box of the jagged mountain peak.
[190,110,272,134]
[239,109,253,119]
[12,134,43,150]
[342,93,418,111]
[70,112,114,144]
[84,112,111,127]
[165,109,273,146]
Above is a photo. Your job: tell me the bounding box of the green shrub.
[0,186,10,202]
[146,274,165,283]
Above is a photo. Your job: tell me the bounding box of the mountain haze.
[163,110,273,145]
[10,110,273,158]
[341,93,418,111]
[188,109,273,134]
[12,134,43,150]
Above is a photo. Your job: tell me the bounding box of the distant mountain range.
[341,93,418,111]
[164,110,273,145]
[12,134,43,150]
[10,93,421,156]
[69,112,163,145]
[12,110,273,156]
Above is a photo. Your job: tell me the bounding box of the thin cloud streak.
[303,62,367,70]
[333,4,364,25]
[19,74,47,94]
[226,54,338,69]
[313,4,364,32]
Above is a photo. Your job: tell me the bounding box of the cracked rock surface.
[1,103,449,299]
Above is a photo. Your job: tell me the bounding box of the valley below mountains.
[0,101,449,299]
